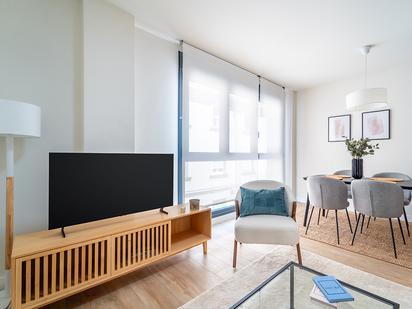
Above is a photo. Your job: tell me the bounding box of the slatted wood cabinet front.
[14,238,111,308]
[12,207,211,309]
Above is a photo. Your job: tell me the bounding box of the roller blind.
[182,44,286,206]
[258,78,285,182]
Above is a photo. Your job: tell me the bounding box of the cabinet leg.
[202,241,207,254]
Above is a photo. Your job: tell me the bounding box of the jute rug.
[180,247,412,308]
[295,205,412,269]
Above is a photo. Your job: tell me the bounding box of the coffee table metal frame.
[230,261,400,309]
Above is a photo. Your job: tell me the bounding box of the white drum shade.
[0,99,41,137]
[346,87,388,112]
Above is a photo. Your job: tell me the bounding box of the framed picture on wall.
[362,109,390,140]
[328,114,351,142]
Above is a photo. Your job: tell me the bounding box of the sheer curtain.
[182,43,287,207]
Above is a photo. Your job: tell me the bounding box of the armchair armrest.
[291,201,297,221]
[235,200,240,219]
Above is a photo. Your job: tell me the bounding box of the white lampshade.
[0,99,41,137]
[346,87,388,112]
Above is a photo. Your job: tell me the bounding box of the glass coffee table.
[230,262,400,308]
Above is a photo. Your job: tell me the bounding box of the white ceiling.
[109,0,412,90]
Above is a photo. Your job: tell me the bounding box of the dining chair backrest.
[333,170,351,176]
[351,179,404,218]
[307,176,349,210]
[235,180,294,216]
[372,172,412,204]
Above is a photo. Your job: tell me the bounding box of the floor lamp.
[0,100,41,308]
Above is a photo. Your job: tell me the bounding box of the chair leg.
[389,219,397,259]
[345,209,353,233]
[360,214,365,234]
[367,216,371,229]
[232,240,238,268]
[317,208,321,225]
[351,213,361,245]
[335,209,340,245]
[296,243,302,265]
[404,208,410,237]
[374,217,376,221]
[326,210,329,219]
[398,218,406,245]
[305,206,315,235]
[303,194,310,227]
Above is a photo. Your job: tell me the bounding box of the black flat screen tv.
[49,153,173,229]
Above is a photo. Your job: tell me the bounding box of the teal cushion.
[239,187,288,217]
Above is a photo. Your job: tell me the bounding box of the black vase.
[352,158,363,179]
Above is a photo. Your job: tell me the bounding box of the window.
[182,44,285,208]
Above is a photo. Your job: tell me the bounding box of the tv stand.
[61,226,66,238]
[11,205,211,309]
[160,207,168,214]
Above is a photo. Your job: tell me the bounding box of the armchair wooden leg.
[233,240,238,268]
[404,208,410,237]
[398,218,406,245]
[366,216,371,229]
[296,243,302,265]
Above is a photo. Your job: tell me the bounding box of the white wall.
[0,0,83,275]
[134,28,178,202]
[83,0,135,152]
[296,60,412,218]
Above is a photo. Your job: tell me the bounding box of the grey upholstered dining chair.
[351,179,406,259]
[333,169,352,199]
[373,172,411,237]
[333,169,351,176]
[233,180,301,268]
[306,176,353,244]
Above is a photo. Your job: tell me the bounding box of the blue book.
[313,276,354,303]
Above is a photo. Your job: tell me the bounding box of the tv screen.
[49,153,173,229]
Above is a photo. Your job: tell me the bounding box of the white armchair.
[233,180,302,268]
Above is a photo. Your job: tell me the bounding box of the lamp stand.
[0,136,14,308]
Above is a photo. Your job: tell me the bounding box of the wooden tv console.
[11,205,211,309]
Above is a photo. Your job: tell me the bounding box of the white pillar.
[0,136,13,306]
